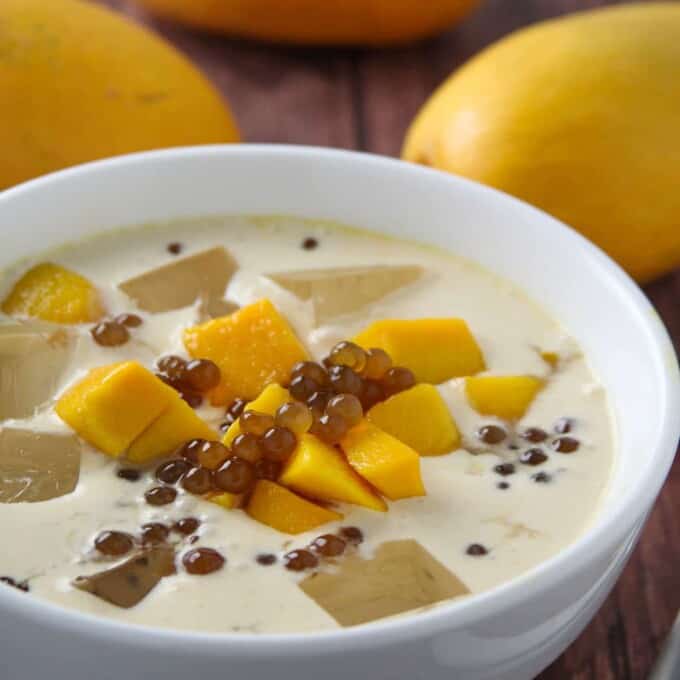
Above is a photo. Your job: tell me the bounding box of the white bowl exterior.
[0,146,677,680]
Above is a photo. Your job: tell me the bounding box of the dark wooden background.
[98,1,679,677]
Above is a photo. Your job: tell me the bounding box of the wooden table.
[100,1,680,677]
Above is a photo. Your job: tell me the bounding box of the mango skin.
[403,3,680,282]
[465,375,543,421]
[135,0,479,46]
[0,0,238,190]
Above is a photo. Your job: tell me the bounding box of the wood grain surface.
[96,1,680,677]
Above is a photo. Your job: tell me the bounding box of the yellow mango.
[280,434,387,512]
[246,480,343,535]
[184,299,308,405]
[2,263,104,324]
[465,375,544,420]
[354,318,484,383]
[368,384,460,456]
[127,397,217,463]
[540,351,559,369]
[223,383,291,446]
[55,362,175,457]
[341,422,425,501]
[207,491,244,510]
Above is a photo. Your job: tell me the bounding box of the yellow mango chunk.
[280,434,387,512]
[354,318,484,383]
[368,383,460,456]
[341,421,425,501]
[540,351,559,368]
[184,299,308,405]
[246,480,343,535]
[127,397,217,463]
[2,263,104,324]
[465,375,544,420]
[207,491,244,510]
[223,383,291,446]
[55,362,175,457]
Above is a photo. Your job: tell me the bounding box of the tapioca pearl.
[214,457,256,494]
[520,449,548,466]
[466,544,488,557]
[156,459,192,485]
[554,417,575,434]
[284,549,318,572]
[140,523,170,545]
[477,425,507,445]
[494,463,516,476]
[90,320,129,347]
[183,548,225,575]
[531,471,552,484]
[552,437,580,453]
[145,486,178,506]
[240,411,275,437]
[181,466,214,495]
[310,534,346,558]
[94,530,135,556]
[339,526,364,545]
[521,427,548,443]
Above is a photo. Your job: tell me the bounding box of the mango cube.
[540,351,559,368]
[207,491,244,510]
[127,397,217,464]
[280,434,387,512]
[354,318,484,384]
[184,299,308,405]
[2,263,104,324]
[246,480,343,535]
[341,422,425,501]
[465,375,544,420]
[223,383,291,446]
[55,362,175,457]
[368,384,460,456]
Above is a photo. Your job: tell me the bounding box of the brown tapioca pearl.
[497,481,510,490]
[167,242,183,255]
[232,433,264,464]
[156,355,187,380]
[339,526,364,545]
[326,394,363,428]
[140,522,170,545]
[284,549,319,572]
[255,459,282,481]
[145,485,178,506]
[552,436,580,453]
[173,518,201,536]
[289,375,322,402]
[531,471,552,484]
[90,321,129,347]
[521,427,548,443]
[156,459,192,485]
[291,361,329,387]
[359,379,384,410]
[507,443,520,451]
[306,391,332,419]
[310,534,346,558]
[227,398,248,420]
[519,449,548,466]
[117,468,141,482]
[181,466,214,495]
[1,577,29,592]
[183,359,221,392]
[328,365,364,396]
[477,425,507,445]
[177,438,206,463]
[260,427,297,462]
[554,417,574,434]
[494,463,516,476]
[197,440,230,470]
[240,410,275,437]
[180,391,203,409]
[311,413,349,444]
[215,457,256,494]
[218,421,231,433]
[114,313,143,328]
[256,553,277,566]
[381,366,416,397]
[183,548,225,575]
[466,543,488,557]
[302,237,319,251]
[327,341,367,373]
[362,348,392,380]
[275,402,313,435]
[94,530,135,557]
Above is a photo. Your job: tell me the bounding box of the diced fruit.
[127,397,217,463]
[2,263,104,324]
[367,383,460,456]
[184,299,308,405]
[340,421,425,500]
[223,383,291,446]
[246,480,343,535]
[465,375,544,420]
[540,351,559,368]
[207,490,244,510]
[280,434,387,512]
[55,361,175,457]
[354,318,484,383]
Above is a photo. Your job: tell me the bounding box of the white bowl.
[0,146,677,680]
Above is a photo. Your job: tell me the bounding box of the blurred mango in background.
[403,3,680,283]
[134,0,480,46]
[0,0,238,190]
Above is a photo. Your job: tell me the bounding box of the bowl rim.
[0,144,678,654]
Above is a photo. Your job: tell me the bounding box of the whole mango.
[403,3,680,282]
[134,0,480,46]
[0,0,239,189]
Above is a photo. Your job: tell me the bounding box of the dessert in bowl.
[0,146,677,680]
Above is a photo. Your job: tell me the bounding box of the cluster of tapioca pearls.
[155,355,221,409]
[477,417,580,487]
[90,313,143,347]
